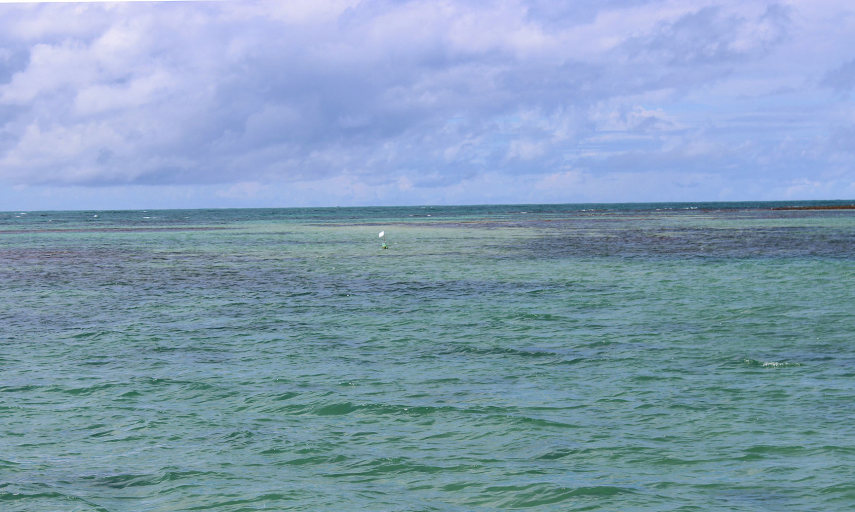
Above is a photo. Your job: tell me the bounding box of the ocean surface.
[2,201,855,511]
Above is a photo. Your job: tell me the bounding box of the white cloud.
[507,139,547,160]
[0,0,854,209]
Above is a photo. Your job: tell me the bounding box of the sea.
[2,201,854,511]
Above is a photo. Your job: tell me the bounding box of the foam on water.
[746,359,803,368]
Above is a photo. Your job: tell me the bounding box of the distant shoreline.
[771,204,855,210]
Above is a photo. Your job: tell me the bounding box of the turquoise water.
[2,202,855,511]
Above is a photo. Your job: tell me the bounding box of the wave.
[485,483,636,508]
[742,358,802,368]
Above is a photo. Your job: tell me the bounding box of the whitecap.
[743,358,801,368]
[762,361,800,368]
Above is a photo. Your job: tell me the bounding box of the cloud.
[0,0,854,208]
[625,4,789,66]
[822,58,855,92]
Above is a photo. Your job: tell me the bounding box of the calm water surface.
[2,202,855,511]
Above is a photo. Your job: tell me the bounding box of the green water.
[2,203,855,511]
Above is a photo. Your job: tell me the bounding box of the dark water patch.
[363,278,548,299]
[518,225,855,260]
[259,399,581,433]
[505,311,566,322]
[742,444,814,457]
[69,330,114,340]
[441,481,483,492]
[0,247,141,266]
[183,493,301,511]
[311,402,361,416]
[0,226,231,234]
[0,489,110,512]
[45,382,122,397]
[0,385,40,393]
[647,455,726,466]
[86,472,173,489]
[508,415,581,430]
[483,483,636,508]
[0,491,68,501]
[308,401,457,418]
[819,483,855,498]
[535,447,592,460]
[438,344,574,361]
[818,445,855,455]
[630,373,685,383]
[279,454,349,465]
[329,456,479,478]
[221,429,256,444]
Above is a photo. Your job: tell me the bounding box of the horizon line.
[4,198,855,214]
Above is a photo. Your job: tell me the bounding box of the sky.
[1,0,854,210]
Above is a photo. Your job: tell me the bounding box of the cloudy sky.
[1,0,854,210]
